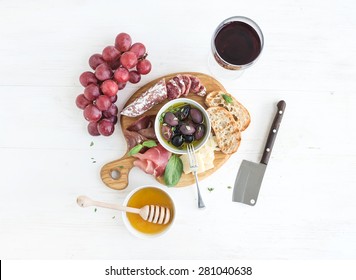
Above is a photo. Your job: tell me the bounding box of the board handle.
[100,156,135,190]
[260,100,286,165]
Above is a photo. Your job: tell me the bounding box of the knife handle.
[260,100,286,165]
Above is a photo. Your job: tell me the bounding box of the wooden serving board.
[101,72,230,190]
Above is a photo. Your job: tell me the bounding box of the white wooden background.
[1,0,355,259]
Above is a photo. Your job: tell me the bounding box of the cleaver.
[233,100,286,206]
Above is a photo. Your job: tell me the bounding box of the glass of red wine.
[208,16,264,80]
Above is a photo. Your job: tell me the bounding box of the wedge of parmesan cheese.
[180,136,219,174]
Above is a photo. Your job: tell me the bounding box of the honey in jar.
[125,187,175,235]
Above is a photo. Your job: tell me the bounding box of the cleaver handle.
[260,100,286,165]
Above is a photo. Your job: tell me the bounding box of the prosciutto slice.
[126,115,155,131]
[124,115,157,150]
[123,130,148,150]
[133,144,171,177]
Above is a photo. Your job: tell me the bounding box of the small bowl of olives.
[154,98,211,154]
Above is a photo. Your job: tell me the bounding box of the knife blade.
[232,100,286,206]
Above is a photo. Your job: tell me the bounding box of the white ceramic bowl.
[121,185,175,239]
[154,98,211,155]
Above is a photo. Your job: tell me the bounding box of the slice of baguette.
[205,91,250,131]
[206,107,241,154]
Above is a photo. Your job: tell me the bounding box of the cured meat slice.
[171,79,182,97]
[173,75,186,96]
[166,80,181,100]
[137,127,156,139]
[181,75,191,96]
[189,75,206,96]
[124,130,148,150]
[126,115,155,131]
[133,144,171,177]
[124,115,156,149]
[121,79,167,117]
[189,76,201,93]
[196,84,207,96]
[134,159,155,175]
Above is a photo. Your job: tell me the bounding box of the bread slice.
[207,107,241,154]
[205,91,250,131]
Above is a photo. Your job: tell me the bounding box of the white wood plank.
[0,0,356,259]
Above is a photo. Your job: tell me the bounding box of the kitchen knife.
[232,100,286,206]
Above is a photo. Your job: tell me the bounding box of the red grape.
[95,63,112,81]
[98,119,115,136]
[117,82,126,90]
[130,42,146,58]
[77,33,153,137]
[76,94,91,109]
[109,94,117,103]
[103,103,118,118]
[87,122,100,136]
[95,95,112,111]
[84,104,102,122]
[109,59,121,70]
[89,54,105,70]
[129,70,141,84]
[120,51,138,69]
[114,67,130,83]
[136,59,152,75]
[115,33,132,52]
[102,46,121,62]
[101,80,118,97]
[107,115,118,124]
[84,84,100,101]
[79,71,97,87]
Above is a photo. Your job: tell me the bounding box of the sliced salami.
[181,75,191,96]
[121,79,167,117]
[188,76,207,96]
[189,75,201,93]
[196,84,207,96]
[167,79,182,100]
[173,75,186,95]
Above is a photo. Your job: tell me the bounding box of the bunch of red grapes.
[75,33,152,136]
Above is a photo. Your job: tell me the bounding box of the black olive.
[172,125,181,136]
[190,108,203,124]
[176,105,191,121]
[194,124,206,140]
[164,112,179,126]
[179,122,196,135]
[183,134,195,143]
[171,134,184,147]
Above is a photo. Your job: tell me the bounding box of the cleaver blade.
[232,160,266,206]
[232,100,286,206]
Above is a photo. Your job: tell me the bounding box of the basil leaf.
[142,140,157,148]
[222,94,233,104]
[159,112,165,123]
[128,144,143,156]
[164,155,183,187]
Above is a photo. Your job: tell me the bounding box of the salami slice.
[196,84,207,96]
[189,76,201,93]
[173,75,186,96]
[189,76,206,96]
[166,80,182,100]
[181,75,191,96]
[121,79,167,117]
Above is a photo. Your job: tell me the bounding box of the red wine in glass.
[209,16,264,79]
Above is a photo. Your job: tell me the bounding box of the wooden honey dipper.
[77,195,171,225]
